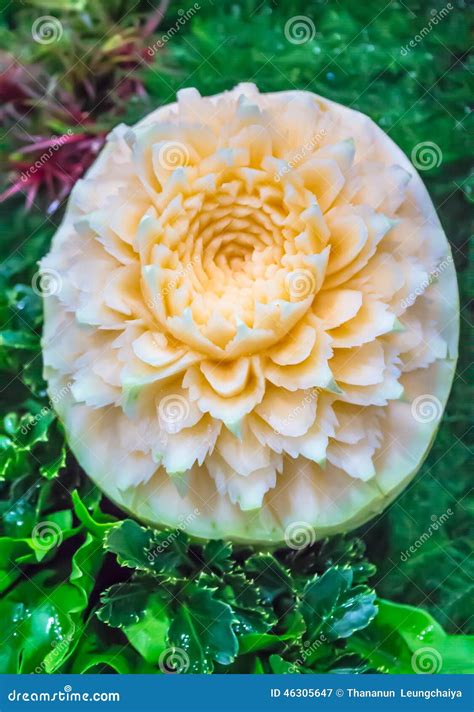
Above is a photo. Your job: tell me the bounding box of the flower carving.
[42,84,458,542]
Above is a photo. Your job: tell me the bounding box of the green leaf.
[43,533,104,673]
[0,435,16,480]
[302,567,377,642]
[199,570,275,636]
[68,617,153,674]
[349,600,474,674]
[202,539,233,573]
[72,489,116,538]
[303,568,352,621]
[124,592,171,665]
[0,596,63,673]
[25,0,87,10]
[38,422,67,479]
[69,533,104,608]
[434,636,474,675]
[238,631,295,655]
[246,553,293,604]
[0,533,104,673]
[12,409,55,451]
[105,519,189,578]
[169,585,238,673]
[28,509,75,561]
[226,577,276,636]
[0,508,77,590]
[0,330,39,350]
[97,582,153,628]
[269,654,299,674]
[252,657,265,674]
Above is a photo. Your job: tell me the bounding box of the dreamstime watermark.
[20,382,72,435]
[157,140,190,170]
[272,388,320,436]
[20,130,73,184]
[158,647,190,674]
[33,634,75,674]
[400,254,452,308]
[147,4,201,56]
[147,508,201,562]
[32,15,63,44]
[285,269,317,300]
[158,394,191,433]
[411,646,443,674]
[285,521,316,550]
[411,141,443,170]
[284,16,316,44]
[400,509,453,562]
[8,686,120,703]
[274,129,327,181]
[32,267,63,297]
[400,4,453,55]
[31,521,64,552]
[288,633,328,673]
[411,394,442,424]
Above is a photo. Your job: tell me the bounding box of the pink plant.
[1,132,105,213]
[0,1,170,211]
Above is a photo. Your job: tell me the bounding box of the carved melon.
[42,85,458,543]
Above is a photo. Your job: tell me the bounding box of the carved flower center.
[140,165,328,359]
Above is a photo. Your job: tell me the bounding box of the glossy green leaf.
[349,600,474,674]
[68,617,153,674]
[105,519,189,578]
[97,582,154,628]
[245,553,293,604]
[169,585,238,673]
[124,593,171,665]
[302,567,377,642]
[72,489,116,538]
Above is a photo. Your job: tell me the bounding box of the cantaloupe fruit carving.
[42,85,458,543]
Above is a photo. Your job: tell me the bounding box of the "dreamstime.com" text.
[8,687,120,703]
